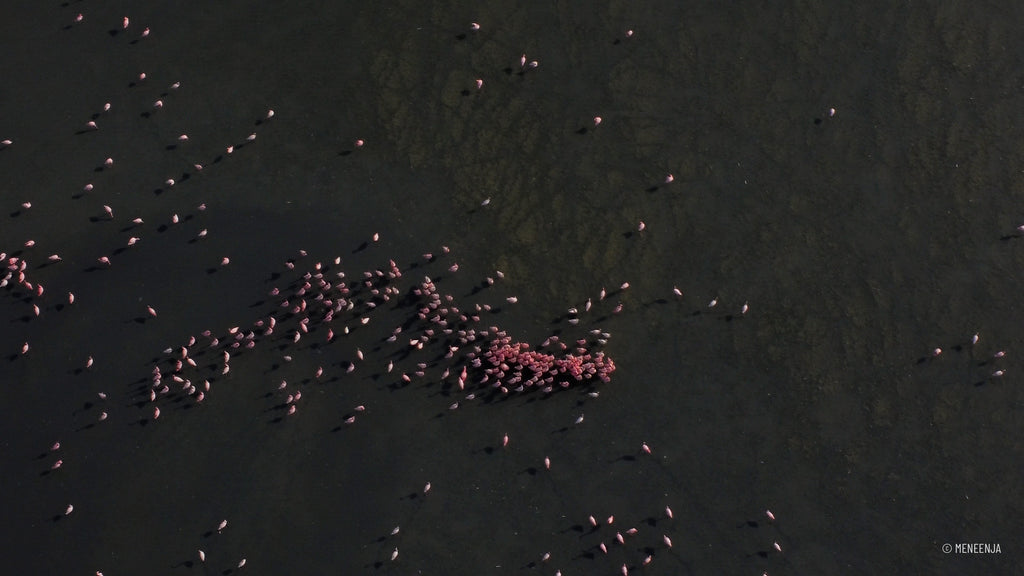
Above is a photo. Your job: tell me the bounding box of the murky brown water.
[1,1,1021,574]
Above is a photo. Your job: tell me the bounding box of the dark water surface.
[2,1,1022,574]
